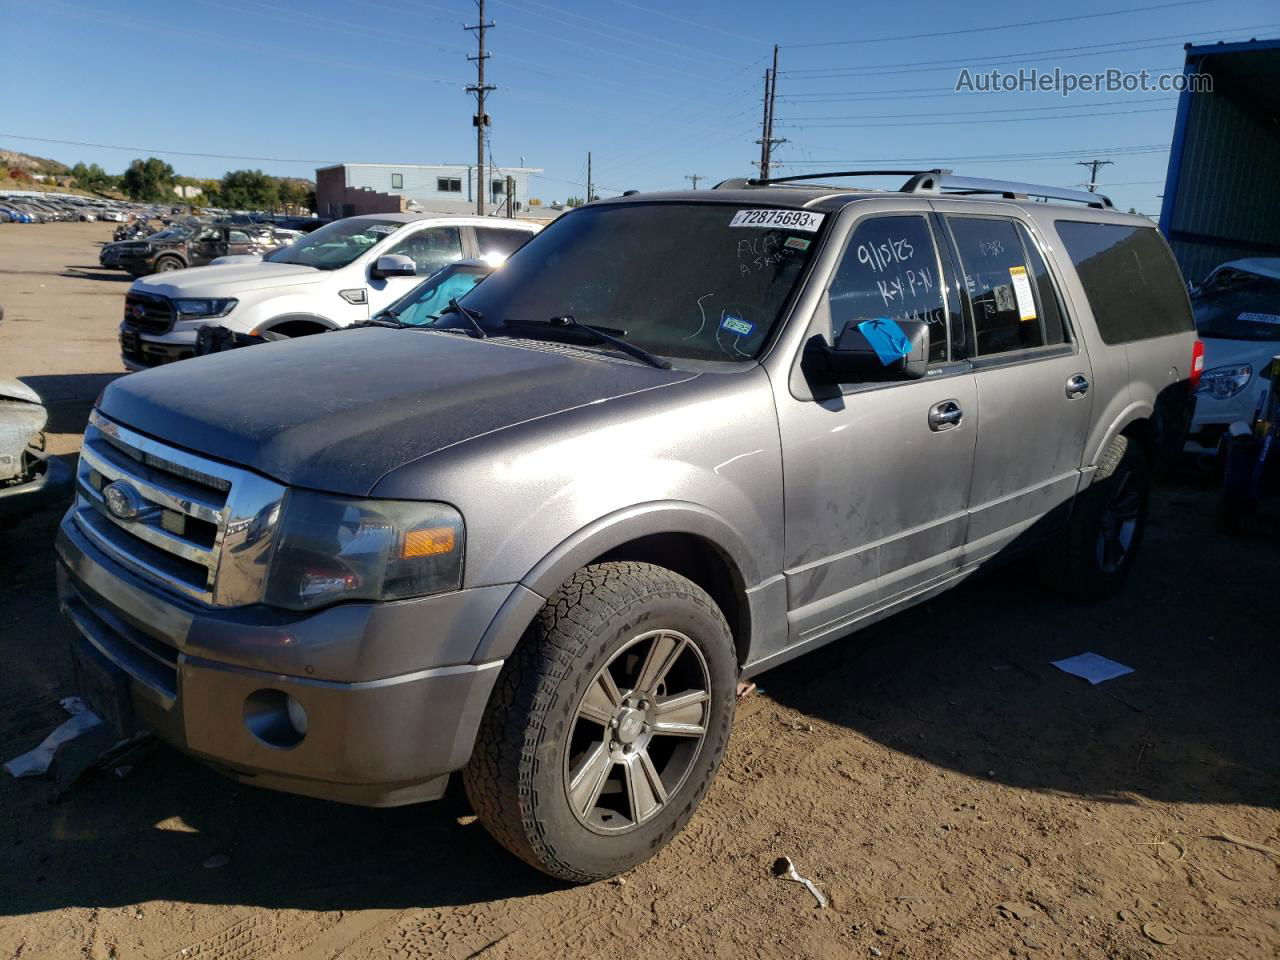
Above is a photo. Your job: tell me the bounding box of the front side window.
[265,218,404,270]
[827,215,949,364]
[453,202,820,363]
[948,217,1061,356]
[386,226,463,274]
[391,173,403,189]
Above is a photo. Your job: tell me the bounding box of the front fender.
[470,500,759,663]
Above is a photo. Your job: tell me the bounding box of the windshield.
[451,202,821,362]
[1193,272,1280,342]
[265,218,403,270]
[382,265,489,326]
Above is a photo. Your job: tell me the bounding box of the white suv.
[119,214,540,370]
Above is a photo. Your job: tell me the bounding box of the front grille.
[124,291,174,334]
[72,411,286,606]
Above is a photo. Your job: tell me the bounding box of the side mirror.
[815,318,930,384]
[372,254,417,279]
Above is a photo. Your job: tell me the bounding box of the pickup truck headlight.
[264,492,464,611]
[174,298,238,319]
[1195,363,1251,400]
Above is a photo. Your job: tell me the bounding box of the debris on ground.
[1142,921,1178,945]
[1049,652,1134,685]
[735,681,757,701]
[771,856,827,909]
[3,697,102,777]
[1206,831,1280,859]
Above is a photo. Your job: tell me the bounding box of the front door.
[932,205,1095,562]
[774,211,978,648]
[368,225,466,313]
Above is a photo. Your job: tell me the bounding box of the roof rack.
[715,169,1112,209]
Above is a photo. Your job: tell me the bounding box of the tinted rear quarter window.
[1054,221,1193,344]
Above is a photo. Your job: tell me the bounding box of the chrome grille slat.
[79,441,224,524]
[72,411,286,607]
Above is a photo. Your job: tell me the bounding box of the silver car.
[56,171,1197,882]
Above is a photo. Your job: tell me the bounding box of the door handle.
[928,399,963,431]
[1066,373,1090,399]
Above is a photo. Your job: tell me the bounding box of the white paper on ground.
[3,697,103,778]
[1050,652,1134,685]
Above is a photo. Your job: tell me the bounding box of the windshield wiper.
[438,298,487,339]
[504,316,672,369]
[351,309,405,329]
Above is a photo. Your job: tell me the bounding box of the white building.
[316,162,544,219]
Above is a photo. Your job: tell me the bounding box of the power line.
[779,94,1172,122]
[507,0,741,63]
[773,143,1171,166]
[1077,158,1116,192]
[776,105,1175,129]
[784,0,1211,48]
[0,133,337,165]
[607,0,769,44]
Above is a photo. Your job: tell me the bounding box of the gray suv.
[55,171,1198,882]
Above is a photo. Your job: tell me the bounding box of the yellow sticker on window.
[1008,265,1038,322]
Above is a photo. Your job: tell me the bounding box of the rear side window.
[1054,221,1193,344]
[828,215,949,364]
[475,226,533,258]
[947,217,1066,356]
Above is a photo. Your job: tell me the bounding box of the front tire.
[463,561,737,882]
[153,256,184,273]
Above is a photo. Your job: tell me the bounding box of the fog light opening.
[244,689,308,748]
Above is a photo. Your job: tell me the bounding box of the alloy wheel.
[1096,466,1141,574]
[563,629,711,834]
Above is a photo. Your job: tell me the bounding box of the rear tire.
[1046,433,1149,599]
[463,561,737,882]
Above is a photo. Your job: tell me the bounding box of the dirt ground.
[0,223,1276,960]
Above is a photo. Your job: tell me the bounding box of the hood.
[1200,335,1280,369]
[98,329,696,495]
[132,260,324,296]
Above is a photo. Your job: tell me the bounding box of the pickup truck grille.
[72,411,286,606]
[123,291,174,334]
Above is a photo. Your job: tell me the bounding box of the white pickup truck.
[119,214,540,370]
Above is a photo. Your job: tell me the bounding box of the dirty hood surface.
[98,329,693,495]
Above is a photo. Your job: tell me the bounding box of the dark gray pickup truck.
[56,171,1197,882]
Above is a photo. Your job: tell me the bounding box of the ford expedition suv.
[119,214,540,369]
[58,171,1198,882]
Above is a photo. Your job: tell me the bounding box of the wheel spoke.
[635,632,686,694]
[624,748,667,824]
[1112,492,1141,518]
[568,741,613,817]
[577,668,622,727]
[653,689,709,727]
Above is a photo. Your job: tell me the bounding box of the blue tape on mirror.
[857,317,912,366]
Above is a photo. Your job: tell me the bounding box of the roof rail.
[714,169,1113,209]
[922,174,1113,209]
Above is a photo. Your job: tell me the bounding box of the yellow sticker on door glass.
[1008,265,1038,322]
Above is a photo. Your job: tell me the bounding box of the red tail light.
[1189,339,1205,391]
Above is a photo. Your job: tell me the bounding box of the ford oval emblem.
[130,304,147,319]
[103,480,142,522]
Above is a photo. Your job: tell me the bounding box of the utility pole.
[465,0,495,215]
[685,174,704,190]
[1076,158,1114,193]
[506,174,515,217]
[586,151,593,203]
[755,44,785,179]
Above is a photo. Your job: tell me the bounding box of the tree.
[219,169,279,211]
[277,179,306,213]
[566,196,584,207]
[121,157,175,202]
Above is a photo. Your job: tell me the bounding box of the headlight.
[174,298,238,319]
[1195,363,1251,400]
[264,492,464,611]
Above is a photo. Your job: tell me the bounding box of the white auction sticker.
[729,209,825,232]
[1008,265,1038,322]
[1239,312,1280,326]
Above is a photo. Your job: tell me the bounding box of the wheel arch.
[256,313,338,338]
[471,502,759,668]
[1086,401,1154,475]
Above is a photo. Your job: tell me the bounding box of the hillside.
[0,149,70,175]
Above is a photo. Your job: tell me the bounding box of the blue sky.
[1,0,1276,213]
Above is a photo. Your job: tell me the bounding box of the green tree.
[277,179,306,212]
[71,161,113,193]
[219,169,280,211]
[121,157,176,201]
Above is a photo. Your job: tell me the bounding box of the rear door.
[932,202,1094,563]
[474,225,536,261]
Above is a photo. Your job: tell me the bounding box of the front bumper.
[0,450,72,521]
[55,512,509,806]
[1183,381,1268,456]
[120,323,197,370]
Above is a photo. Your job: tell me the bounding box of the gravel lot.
[0,223,1276,960]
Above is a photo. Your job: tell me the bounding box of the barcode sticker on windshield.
[730,209,825,232]
[1239,312,1280,325]
[367,224,400,235]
